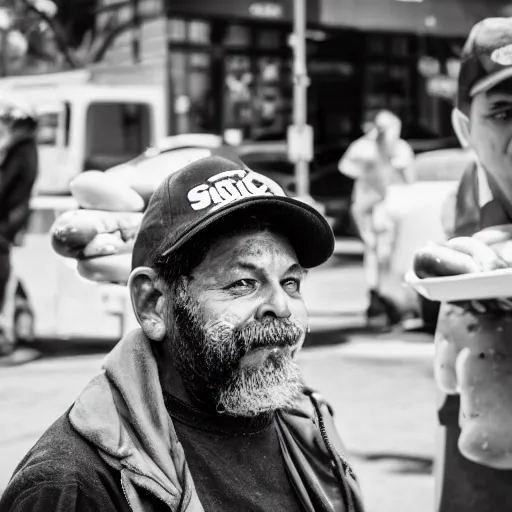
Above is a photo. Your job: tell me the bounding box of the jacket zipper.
[309,392,357,512]
[120,469,176,511]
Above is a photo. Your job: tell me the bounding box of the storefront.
[98,0,510,149]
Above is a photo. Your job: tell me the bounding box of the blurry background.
[1,1,510,511]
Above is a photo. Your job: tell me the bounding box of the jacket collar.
[69,328,203,511]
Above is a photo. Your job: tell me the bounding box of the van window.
[85,102,151,171]
[36,102,71,146]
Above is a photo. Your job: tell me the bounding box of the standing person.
[1,156,364,512]
[338,110,415,327]
[0,97,38,351]
[431,17,512,512]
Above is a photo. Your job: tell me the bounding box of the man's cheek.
[204,314,241,344]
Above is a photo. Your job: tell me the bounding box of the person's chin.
[217,348,304,418]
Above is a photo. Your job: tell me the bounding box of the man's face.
[169,229,309,417]
[469,83,512,206]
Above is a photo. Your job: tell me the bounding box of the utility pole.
[162,0,174,135]
[288,0,312,198]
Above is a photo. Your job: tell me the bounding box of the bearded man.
[0,156,364,512]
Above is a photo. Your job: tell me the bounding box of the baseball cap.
[132,156,335,270]
[458,17,512,114]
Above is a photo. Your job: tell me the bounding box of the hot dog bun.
[70,171,145,212]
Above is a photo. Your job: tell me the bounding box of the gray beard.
[170,292,305,417]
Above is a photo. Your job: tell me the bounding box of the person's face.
[169,229,309,417]
[375,112,400,146]
[469,85,512,206]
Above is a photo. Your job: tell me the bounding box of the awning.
[320,0,512,37]
[165,0,320,24]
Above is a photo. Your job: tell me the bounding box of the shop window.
[85,102,151,171]
[224,24,251,47]
[367,35,386,56]
[256,29,281,49]
[169,18,187,42]
[391,36,410,58]
[189,20,211,44]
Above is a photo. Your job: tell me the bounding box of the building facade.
[95,0,512,150]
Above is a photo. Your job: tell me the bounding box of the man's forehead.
[208,229,299,265]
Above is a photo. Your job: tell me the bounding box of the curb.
[0,348,42,367]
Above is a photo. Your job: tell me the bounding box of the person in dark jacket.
[0,96,38,345]
[0,156,364,512]
[434,17,512,512]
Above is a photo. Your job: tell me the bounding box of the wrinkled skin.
[131,229,309,418]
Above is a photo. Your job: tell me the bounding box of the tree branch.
[19,0,78,68]
[91,11,159,64]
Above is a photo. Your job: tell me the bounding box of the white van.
[4,196,136,346]
[0,72,166,195]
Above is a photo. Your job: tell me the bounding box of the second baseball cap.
[458,17,512,114]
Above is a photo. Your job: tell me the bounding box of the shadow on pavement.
[353,452,434,475]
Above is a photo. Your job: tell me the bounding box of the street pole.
[162,0,175,136]
[291,0,312,197]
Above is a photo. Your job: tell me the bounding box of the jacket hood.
[69,328,204,512]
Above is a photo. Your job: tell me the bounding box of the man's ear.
[451,108,471,149]
[128,267,168,342]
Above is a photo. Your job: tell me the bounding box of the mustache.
[235,317,303,351]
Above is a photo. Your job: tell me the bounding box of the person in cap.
[430,17,512,511]
[0,94,38,353]
[338,110,415,327]
[0,155,364,512]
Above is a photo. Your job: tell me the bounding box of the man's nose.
[255,284,292,320]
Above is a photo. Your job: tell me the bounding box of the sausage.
[51,210,142,258]
[413,244,481,278]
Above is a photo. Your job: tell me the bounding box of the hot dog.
[51,210,142,258]
[413,244,481,278]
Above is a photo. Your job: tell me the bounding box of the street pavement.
[0,257,438,511]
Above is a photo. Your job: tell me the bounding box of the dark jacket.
[0,136,38,251]
[0,329,364,512]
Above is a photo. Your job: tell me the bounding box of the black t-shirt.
[163,393,305,512]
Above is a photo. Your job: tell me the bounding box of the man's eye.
[283,279,300,293]
[228,279,256,291]
[491,110,512,122]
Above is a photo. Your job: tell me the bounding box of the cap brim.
[470,67,512,97]
[162,196,335,269]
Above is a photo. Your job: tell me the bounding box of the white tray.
[405,269,512,302]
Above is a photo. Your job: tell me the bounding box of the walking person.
[0,96,38,353]
[338,110,415,327]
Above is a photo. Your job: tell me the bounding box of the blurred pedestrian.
[338,110,415,327]
[0,157,364,511]
[0,96,38,353]
[435,17,512,512]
